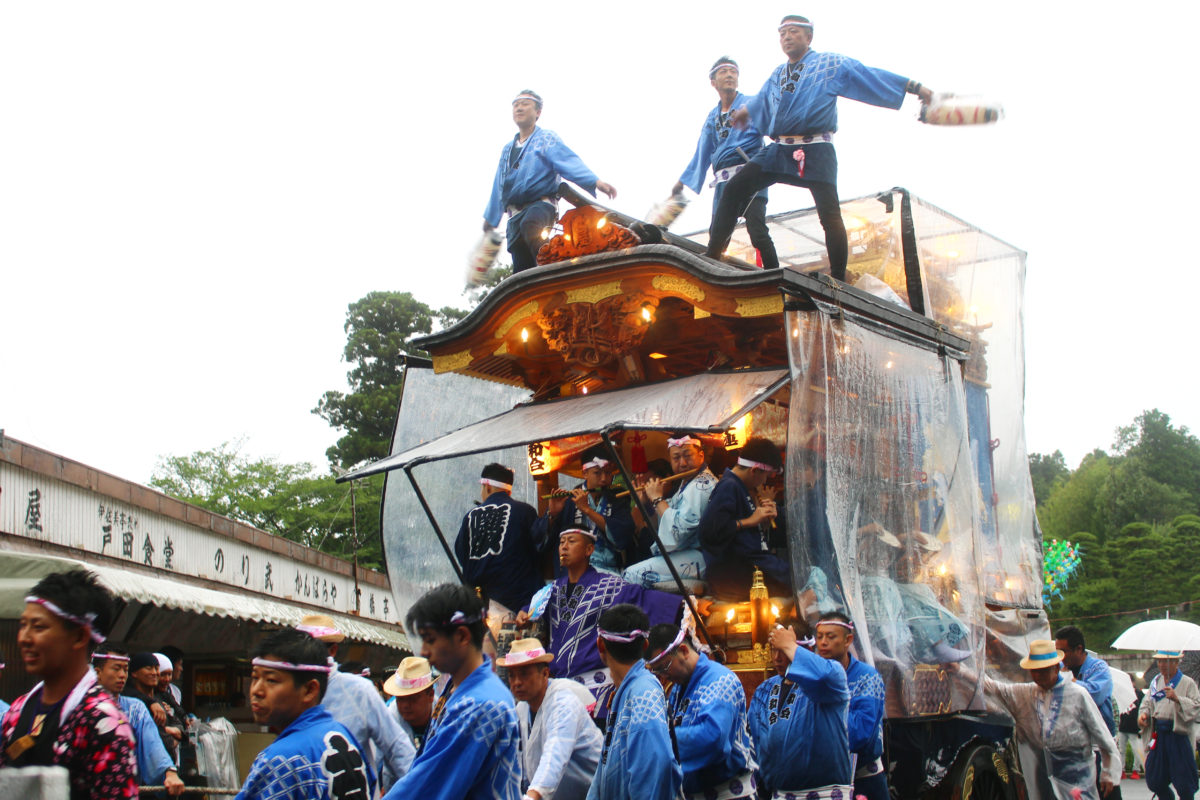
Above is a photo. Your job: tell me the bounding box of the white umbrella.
[1109,666,1137,714]
[1111,617,1200,651]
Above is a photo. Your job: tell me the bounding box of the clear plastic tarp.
[355,368,788,479]
[786,308,986,717]
[686,190,1041,608]
[381,367,534,620]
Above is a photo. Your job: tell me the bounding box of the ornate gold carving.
[432,349,473,374]
[651,275,706,304]
[493,342,509,356]
[535,295,653,369]
[537,206,640,265]
[693,306,711,319]
[735,295,784,318]
[495,301,541,339]
[565,281,624,305]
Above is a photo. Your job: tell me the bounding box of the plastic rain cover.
[786,307,985,718]
[381,366,533,621]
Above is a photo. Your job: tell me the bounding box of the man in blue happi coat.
[814,613,887,800]
[706,15,934,279]
[698,436,790,598]
[586,605,682,800]
[454,463,545,630]
[671,57,774,266]
[483,90,617,272]
[535,450,635,576]
[758,623,852,799]
[93,643,184,795]
[647,621,756,800]
[518,528,682,720]
[237,629,374,800]
[749,638,792,755]
[385,584,521,800]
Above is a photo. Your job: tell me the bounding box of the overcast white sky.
[2,1,1196,483]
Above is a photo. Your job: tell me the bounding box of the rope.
[138,787,239,795]
[1048,597,1200,622]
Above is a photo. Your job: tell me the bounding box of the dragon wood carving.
[535,295,653,369]
[536,205,640,265]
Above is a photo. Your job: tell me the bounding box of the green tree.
[1029,450,1069,507]
[150,441,383,569]
[1038,450,1111,542]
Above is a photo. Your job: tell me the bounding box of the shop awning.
[343,367,790,481]
[0,551,408,650]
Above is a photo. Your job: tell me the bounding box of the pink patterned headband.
[92,653,130,663]
[737,457,778,473]
[252,657,333,674]
[646,624,689,666]
[598,628,648,643]
[26,596,105,643]
[296,624,342,639]
[480,478,513,491]
[666,436,700,448]
[816,620,854,631]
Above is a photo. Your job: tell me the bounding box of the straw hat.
[1020,639,1065,670]
[498,638,554,668]
[1154,649,1184,660]
[297,613,345,643]
[383,657,435,697]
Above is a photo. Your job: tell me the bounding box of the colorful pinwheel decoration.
[1043,539,1083,607]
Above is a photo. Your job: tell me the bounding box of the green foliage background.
[1034,410,1200,648]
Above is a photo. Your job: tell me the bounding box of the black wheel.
[946,744,1027,800]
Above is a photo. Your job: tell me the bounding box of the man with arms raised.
[625,432,718,589]
[518,528,681,720]
[646,619,755,800]
[0,569,137,799]
[385,583,521,800]
[757,622,852,799]
[297,613,414,791]
[502,638,601,800]
[585,605,682,800]
[238,628,373,800]
[673,57,774,266]
[92,643,184,796]
[483,90,617,272]
[706,15,933,278]
[813,612,887,800]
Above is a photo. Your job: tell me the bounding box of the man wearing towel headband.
[455,462,545,633]
[646,620,755,800]
[536,448,634,576]
[585,604,682,800]
[483,90,617,272]
[239,628,374,800]
[814,612,888,800]
[706,14,934,279]
[0,569,137,798]
[93,643,184,795]
[699,436,790,596]
[672,56,774,265]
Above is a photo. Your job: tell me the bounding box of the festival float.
[343,183,1043,799]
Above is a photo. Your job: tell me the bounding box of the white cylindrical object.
[646,193,689,228]
[466,231,504,286]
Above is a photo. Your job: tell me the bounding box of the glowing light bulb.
[581,386,588,395]
[520,328,529,342]
[540,228,550,240]
[596,216,608,230]
[885,360,894,369]
[770,604,780,617]
[725,608,736,623]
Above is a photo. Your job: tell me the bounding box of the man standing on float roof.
[672,57,775,267]
[705,15,934,279]
[483,90,617,272]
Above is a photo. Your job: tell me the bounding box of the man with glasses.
[646,620,755,800]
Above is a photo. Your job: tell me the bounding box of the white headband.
[708,62,739,79]
[666,436,700,448]
[778,20,813,30]
[582,458,610,471]
[26,596,105,643]
[646,623,689,666]
[737,457,778,473]
[513,94,541,105]
[252,657,333,674]
[598,628,648,643]
[560,527,597,541]
[92,653,130,664]
[817,620,854,631]
[480,478,513,491]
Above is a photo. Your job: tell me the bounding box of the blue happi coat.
[237,705,375,800]
[324,667,415,792]
[668,653,756,796]
[846,657,886,767]
[1072,652,1115,733]
[455,491,545,612]
[679,93,767,193]
[755,645,851,794]
[586,661,682,800]
[748,674,781,755]
[384,659,521,800]
[698,469,790,593]
[484,127,599,227]
[741,51,910,186]
[117,694,174,786]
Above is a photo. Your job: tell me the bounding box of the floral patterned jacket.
[0,669,138,799]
